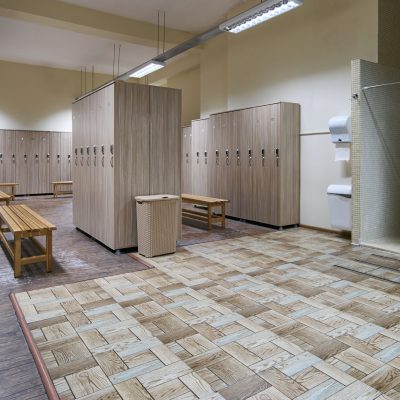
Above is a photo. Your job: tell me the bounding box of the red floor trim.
[9,292,60,400]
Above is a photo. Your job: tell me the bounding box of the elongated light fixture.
[220,0,303,34]
[129,61,165,78]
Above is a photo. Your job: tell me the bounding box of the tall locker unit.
[190,102,300,227]
[0,131,16,183]
[253,104,280,225]
[182,126,192,194]
[50,132,61,188]
[37,132,50,194]
[72,82,181,250]
[238,108,256,221]
[191,119,209,196]
[210,111,241,217]
[60,132,72,182]
[16,132,32,195]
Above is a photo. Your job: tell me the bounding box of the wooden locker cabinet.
[0,129,71,196]
[181,126,192,194]
[0,131,16,183]
[191,119,209,196]
[185,102,300,228]
[72,82,181,250]
[210,111,241,217]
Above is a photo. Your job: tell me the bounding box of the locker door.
[211,112,240,217]
[0,131,5,182]
[72,101,82,228]
[61,132,72,181]
[191,120,201,195]
[200,119,210,196]
[238,108,256,221]
[82,96,92,235]
[50,132,61,191]
[191,119,208,196]
[4,132,16,184]
[91,91,101,242]
[37,132,50,193]
[16,132,31,195]
[254,105,279,225]
[181,126,192,194]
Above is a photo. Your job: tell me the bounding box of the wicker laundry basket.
[135,195,179,257]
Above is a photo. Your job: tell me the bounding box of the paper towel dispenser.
[329,115,351,143]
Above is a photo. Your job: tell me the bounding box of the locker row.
[182,102,300,228]
[72,81,181,251]
[0,130,72,195]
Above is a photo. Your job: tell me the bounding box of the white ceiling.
[0,0,244,75]
[0,16,158,75]
[61,0,244,33]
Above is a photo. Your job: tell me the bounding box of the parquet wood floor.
[0,197,270,400]
[12,216,400,400]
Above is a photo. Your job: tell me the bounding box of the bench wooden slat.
[0,206,30,232]
[0,204,56,277]
[19,205,56,230]
[182,193,229,205]
[9,205,43,231]
[181,194,228,230]
[52,181,73,185]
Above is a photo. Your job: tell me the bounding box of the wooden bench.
[0,183,19,200]
[0,191,11,205]
[0,205,56,278]
[52,181,73,198]
[182,194,229,230]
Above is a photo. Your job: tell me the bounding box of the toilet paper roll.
[335,143,350,161]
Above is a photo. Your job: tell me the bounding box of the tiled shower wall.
[352,60,400,244]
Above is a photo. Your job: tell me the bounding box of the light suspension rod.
[74,1,302,102]
[220,0,303,34]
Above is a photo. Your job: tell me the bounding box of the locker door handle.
[68,154,71,162]
[47,153,50,161]
[86,157,90,166]
[101,156,105,167]
[110,156,114,168]
[94,156,97,167]
[0,154,2,164]
[75,157,78,166]
[12,154,15,162]
[248,149,252,166]
[57,154,60,162]
[225,149,230,165]
[236,148,240,166]
[24,154,27,162]
[35,154,39,161]
[196,151,199,164]
[261,149,265,166]
[275,148,279,167]
[216,150,219,165]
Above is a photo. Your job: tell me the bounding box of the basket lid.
[135,194,180,202]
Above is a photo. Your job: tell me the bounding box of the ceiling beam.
[0,0,193,48]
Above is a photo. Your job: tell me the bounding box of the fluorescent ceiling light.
[220,0,303,34]
[129,61,165,78]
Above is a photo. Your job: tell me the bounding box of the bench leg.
[207,205,212,230]
[221,203,226,229]
[14,233,21,278]
[46,231,52,273]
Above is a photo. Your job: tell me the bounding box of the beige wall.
[168,67,200,126]
[197,0,378,229]
[0,59,111,132]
